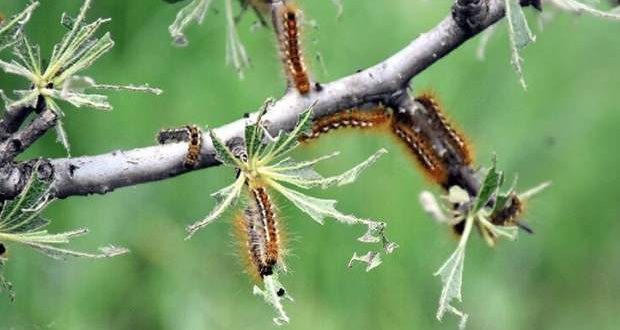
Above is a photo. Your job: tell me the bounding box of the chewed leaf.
[434,214,475,330]
[348,251,382,272]
[519,181,551,201]
[13,36,42,75]
[0,160,128,288]
[505,0,536,89]
[208,129,245,168]
[0,59,38,82]
[0,2,39,52]
[252,274,293,326]
[269,180,358,225]
[550,0,620,20]
[0,257,15,301]
[260,108,314,162]
[434,244,468,329]
[420,191,450,224]
[168,0,213,46]
[186,175,245,238]
[269,149,387,189]
[357,219,398,253]
[245,99,273,159]
[473,160,503,212]
[224,0,250,78]
[48,89,111,110]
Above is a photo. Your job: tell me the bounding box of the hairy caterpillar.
[391,107,450,185]
[276,3,311,94]
[415,92,473,167]
[235,185,284,281]
[156,125,202,169]
[300,106,391,141]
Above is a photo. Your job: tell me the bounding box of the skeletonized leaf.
[260,108,314,162]
[48,88,111,111]
[550,0,620,20]
[270,149,387,189]
[0,59,38,82]
[168,0,213,46]
[224,0,250,79]
[186,175,245,238]
[505,0,536,89]
[269,180,359,225]
[13,36,42,75]
[434,241,469,329]
[0,2,39,52]
[348,251,382,272]
[252,274,293,326]
[0,161,128,289]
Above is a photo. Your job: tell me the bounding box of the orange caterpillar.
[301,106,391,141]
[415,92,473,166]
[278,3,311,94]
[391,110,449,185]
[184,125,202,169]
[156,125,202,169]
[234,186,284,281]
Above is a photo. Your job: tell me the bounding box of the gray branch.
[1,0,511,200]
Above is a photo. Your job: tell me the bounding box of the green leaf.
[208,129,245,168]
[260,108,314,163]
[168,0,213,46]
[0,161,128,290]
[473,160,504,213]
[245,99,272,160]
[267,149,387,190]
[186,175,246,238]
[269,180,359,225]
[505,0,536,89]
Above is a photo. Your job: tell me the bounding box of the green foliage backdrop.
[1,0,619,329]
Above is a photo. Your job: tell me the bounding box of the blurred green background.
[1,0,620,329]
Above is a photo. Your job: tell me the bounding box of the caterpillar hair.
[185,125,202,169]
[391,108,449,185]
[276,3,311,95]
[156,125,202,169]
[234,186,284,281]
[415,92,473,167]
[156,127,190,144]
[300,106,391,141]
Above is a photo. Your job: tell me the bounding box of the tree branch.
[1,0,509,200]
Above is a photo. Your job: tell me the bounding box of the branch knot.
[452,0,490,33]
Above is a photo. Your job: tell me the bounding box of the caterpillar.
[235,185,283,281]
[300,106,391,141]
[391,107,450,185]
[156,125,202,169]
[277,3,311,95]
[415,92,473,167]
[185,125,202,169]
